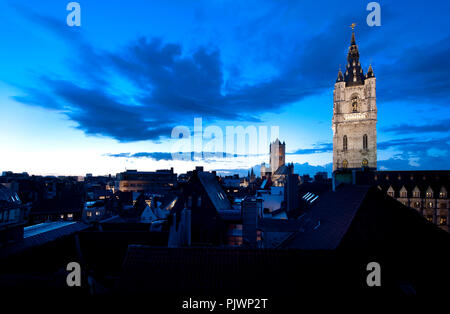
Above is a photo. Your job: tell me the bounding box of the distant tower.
[270,139,285,174]
[260,162,268,178]
[332,24,377,172]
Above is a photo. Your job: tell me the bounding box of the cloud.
[10,4,450,146]
[10,7,361,143]
[105,151,264,161]
[376,36,450,104]
[291,143,333,155]
[290,135,450,171]
[382,119,450,135]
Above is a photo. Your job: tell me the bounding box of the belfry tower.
[332,24,377,172]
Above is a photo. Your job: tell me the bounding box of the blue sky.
[0,0,449,176]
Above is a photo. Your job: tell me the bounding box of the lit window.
[413,191,420,198]
[426,191,433,198]
[351,95,358,112]
[439,216,447,226]
[87,211,92,217]
[67,213,73,220]
[388,191,394,197]
[401,191,407,198]
[342,160,348,169]
[362,159,368,167]
[60,214,64,219]
[427,202,434,208]
[414,201,421,208]
[95,211,100,216]
[426,215,433,223]
[439,191,447,198]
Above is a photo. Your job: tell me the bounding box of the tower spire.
[350,23,356,45]
[344,23,365,86]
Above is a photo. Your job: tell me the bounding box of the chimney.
[242,197,258,248]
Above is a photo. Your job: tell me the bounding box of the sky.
[0,0,449,176]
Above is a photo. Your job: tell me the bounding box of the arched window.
[351,95,358,112]
[363,134,368,150]
[342,160,348,168]
[362,158,368,167]
[343,135,348,151]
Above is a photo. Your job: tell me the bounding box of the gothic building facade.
[332,28,377,172]
[260,139,286,179]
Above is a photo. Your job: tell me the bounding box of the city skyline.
[1,0,449,176]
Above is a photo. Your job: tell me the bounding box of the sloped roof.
[197,172,232,211]
[355,170,450,198]
[273,164,289,176]
[0,222,89,258]
[0,185,21,205]
[282,184,370,249]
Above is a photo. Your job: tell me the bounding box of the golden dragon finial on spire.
[350,23,356,30]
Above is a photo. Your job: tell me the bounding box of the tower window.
[351,95,358,112]
[363,134,368,150]
[343,135,348,151]
[342,160,348,169]
[362,158,368,167]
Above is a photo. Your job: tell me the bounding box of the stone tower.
[270,139,285,174]
[332,26,377,172]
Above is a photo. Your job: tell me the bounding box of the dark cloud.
[11,4,450,145]
[10,8,359,142]
[383,119,450,135]
[376,35,450,104]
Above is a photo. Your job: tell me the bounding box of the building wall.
[357,171,450,233]
[269,140,285,174]
[333,77,377,171]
